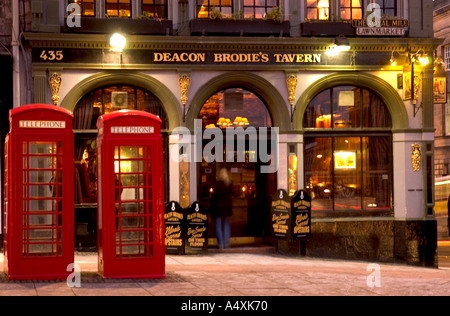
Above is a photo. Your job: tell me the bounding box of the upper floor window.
[106,0,131,18]
[369,0,396,17]
[197,0,233,19]
[444,46,450,71]
[307,0,330,20]
[303,86,392,129]
[69,0,95,16]
[243,0,280,19]
[142,0,168,19]
[339,0,362,20]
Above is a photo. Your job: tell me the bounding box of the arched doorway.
[302,84,393,216]
[72,84,169,249]
[197,87,277,246]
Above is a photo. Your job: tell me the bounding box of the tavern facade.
[0,0,442,267]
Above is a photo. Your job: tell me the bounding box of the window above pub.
[197,0,233,19]
[307,0,330,20]
[339,0,363,20]
[243,0,281,19]
[68,0,96,16]
[306,0,398,22]
[106,0,132,18]
[142,0,168,19]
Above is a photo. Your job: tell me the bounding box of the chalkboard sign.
[292,190,312,239]
[271,189,292,239]
[165,201,185,255]
[185,201,208,254]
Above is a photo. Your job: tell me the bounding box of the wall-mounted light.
[110,33,126,52]
[389,49,429,68]
[390,51,399,67]
[326,36,350,56]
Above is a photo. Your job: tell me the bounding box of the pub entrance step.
[207,237,276,254]
[208,245,276,254]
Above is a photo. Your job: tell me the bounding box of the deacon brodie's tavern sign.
[34,48,327,66]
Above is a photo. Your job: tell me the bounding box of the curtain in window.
[74,94,96,130]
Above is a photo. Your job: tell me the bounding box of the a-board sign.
[271,189,292,239]
[292,190,312,239]
[185,202,208,254]
[165,201,185,255]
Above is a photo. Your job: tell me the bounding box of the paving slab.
[0,252,449,297]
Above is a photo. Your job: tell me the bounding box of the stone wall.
[277,219,438,268]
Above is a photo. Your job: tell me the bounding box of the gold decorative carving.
[411,143,421,172]
[49,73,62,105]
[286,74,298,106]
[179,74,191,106]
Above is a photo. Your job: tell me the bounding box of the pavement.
[0,245,450,297]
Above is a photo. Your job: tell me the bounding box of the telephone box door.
[3,104,74,280]
[97,110,165,279]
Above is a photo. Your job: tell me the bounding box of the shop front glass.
[303,85,393,216]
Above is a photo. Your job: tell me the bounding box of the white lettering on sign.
[19,120,66,128]
[110,126,154,134]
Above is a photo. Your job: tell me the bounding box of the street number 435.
[40,50,64,61]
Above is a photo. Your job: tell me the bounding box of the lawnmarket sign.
[352,18,409,37]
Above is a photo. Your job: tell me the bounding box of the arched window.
[73,85,168,205]
[74,85,167,130]
[199,87,272,128]
[303,85,392,215]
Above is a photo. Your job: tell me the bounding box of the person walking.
[210,168,233,249]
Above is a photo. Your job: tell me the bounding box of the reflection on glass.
[304,136,392,212]
[288,154,298,196]
[305,137,333,211]
[22,141,63,257]
[334,137,361,211]
[114,145,153,258]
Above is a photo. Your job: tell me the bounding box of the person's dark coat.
[210,180,233,218]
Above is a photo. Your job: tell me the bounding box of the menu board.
[185,202,208,254]
[164,201,185,255]
[292,190,311,239]
[271,189,292,239]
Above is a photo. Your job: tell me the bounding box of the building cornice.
[23,33,442,53]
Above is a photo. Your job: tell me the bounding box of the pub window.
[196,0,233,19]
[73,85,168,205]
[339,0,362,20]
[367,0,397,17]
[303,86,393,215]
[68,0,95,16]
[142,0,168,19]
[243,0,280,20]
[444,45,450,71]
[306,0,330,20]
[106,0,131,17]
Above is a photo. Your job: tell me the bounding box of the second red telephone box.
[3,104,74,280]
[97,110,165,279]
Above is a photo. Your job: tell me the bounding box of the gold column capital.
[49,73,62,105]
[286,74,298,106]
[411,143,421,172]
[179,74,191,106]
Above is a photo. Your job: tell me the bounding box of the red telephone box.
[97,110,165,279]
[3,104,74,280]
